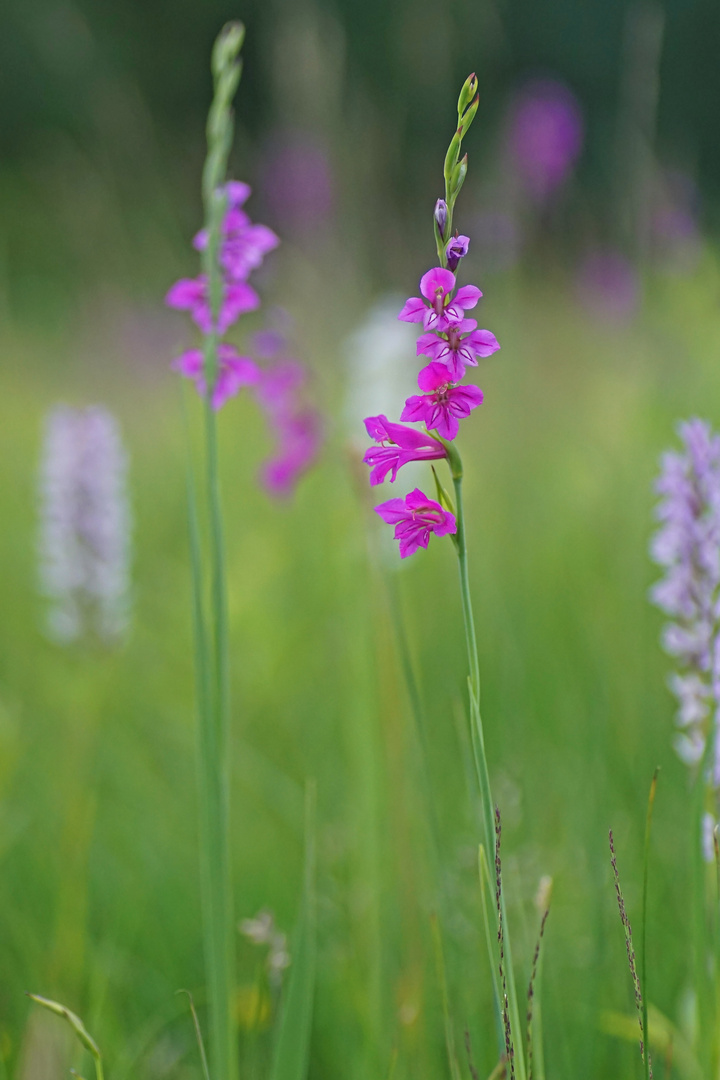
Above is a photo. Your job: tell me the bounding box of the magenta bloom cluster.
[363,263,499,557]
[166,181,321,497]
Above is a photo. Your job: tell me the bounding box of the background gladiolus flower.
[363,415,447,485]
[254,360,323,499]
[375,488,457,558]
[401,363,483,440]
[171,345,259,409]
[165,274,260,333]
[507,78,584,201]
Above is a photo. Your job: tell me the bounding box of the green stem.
[451,468,527,1080]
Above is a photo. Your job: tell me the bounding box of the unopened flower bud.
[457,73,478,119]
[434,199,449,240]
[212,21,245,78]
[459,93,480,134]
[443,129,462,183]
[446,234,470,272]
[450,154,468,199]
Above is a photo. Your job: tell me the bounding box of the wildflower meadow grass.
[2,16,720,1080]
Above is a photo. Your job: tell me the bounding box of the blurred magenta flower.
[507,78,584,201]
[254,352,323,499]
[194,211,279,283]
[417,319,499,381]
[401,362,483,440]
[363,415,447,486]
[171,345,259,409]
[165,274,260,334]
[38,405,131,644]
[375,488,457,558]
[575,250,640,323]
[261,130,334,234]
[399,267,481,332]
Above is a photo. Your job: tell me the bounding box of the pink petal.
[171,349,204,377]
[225,180,252,208]
[417,362,452,392]
[399,297,427,322]
[375,498,409,524]
[467,329,501,357]
[454,284,482,309]
[420,267,455,301]
[165,277,205,309]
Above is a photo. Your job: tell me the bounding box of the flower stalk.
[193,23,245,1080]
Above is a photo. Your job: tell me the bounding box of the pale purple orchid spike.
[362,415,447,486]
[650,418,720,855]
[38,405,131,643]
[375,488,457,558]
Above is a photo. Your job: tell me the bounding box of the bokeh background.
[1,0,720,1077]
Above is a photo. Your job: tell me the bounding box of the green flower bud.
[457,73,478,119]
[212,21,245,79]
[450,154,468,198]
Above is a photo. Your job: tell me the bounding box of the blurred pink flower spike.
[399,267,481,332]
[165,274,259,333]
[417,320,499,381]
[172,345,260,409]
[255,361,323,498]
[362,415,447,486]
[401,363,484,440]
[194,213,279,282]
[261,410,323,498]
[375,488,457,558]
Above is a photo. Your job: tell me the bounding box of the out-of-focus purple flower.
[398,267,482,332]
[507,78,584,201]
[194,211,279,283]
[171,345,259,410]
[417,319,500,381]
[261,130,334,234]
[254,359,323,499]
[375,488,457,558]
[575,251,640,324]
[446,235,470,273]
[401,362,483,440]
[165,274,260,334]
[38,405,131,643]
[362,415,447,486]
[650,419,720,844]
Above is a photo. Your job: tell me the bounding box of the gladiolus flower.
[401,362,483,440]
[362,415,447,486]
[165,274,259,333]
[171,345,259,409]
[417,320,500,380]
[446,235,470,272]
[398,267,482,332]
[375,488,457,558]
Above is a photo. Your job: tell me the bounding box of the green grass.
[1,229,720,1078]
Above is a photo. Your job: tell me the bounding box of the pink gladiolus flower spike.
[417,319,500,381]
[401,362,484,440]
[171,345,259,409]
[363,415,447,486]
[375,488,457,558]
[399,267,482,332]
[165,274,260,334]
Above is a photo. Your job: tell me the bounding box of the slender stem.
[641,770,658,1080]
[451,469,527,1080]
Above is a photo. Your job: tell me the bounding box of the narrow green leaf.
[26,995,103,1080]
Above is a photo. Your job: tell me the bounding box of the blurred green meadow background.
[2,0,720,1077]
